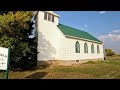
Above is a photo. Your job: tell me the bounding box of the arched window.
[91,44,94,53]
[75,41,80,53]
[84,43,88,53]
[97,45,100,54]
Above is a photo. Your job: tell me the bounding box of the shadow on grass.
[18,61,51,72]
[28,64,51,71]
[25,72,48,79]
[85,61,96,64]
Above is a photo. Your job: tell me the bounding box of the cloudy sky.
[55,11,120,54]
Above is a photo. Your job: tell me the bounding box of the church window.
[84,43,88,53]
[75,41,80,53]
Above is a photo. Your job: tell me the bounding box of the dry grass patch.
[1,56,120,79]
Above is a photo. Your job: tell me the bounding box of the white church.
[33,11,104,66]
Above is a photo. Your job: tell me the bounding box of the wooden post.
[6,48,10,79]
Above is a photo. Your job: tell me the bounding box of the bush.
[105,48,116,56]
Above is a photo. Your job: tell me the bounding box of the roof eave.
[65,35,103,44]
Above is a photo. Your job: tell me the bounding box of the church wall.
[56,34,104,60]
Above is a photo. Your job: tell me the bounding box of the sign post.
[0,47,10,79]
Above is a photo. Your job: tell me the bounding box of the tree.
[105,48,116,56]
[0,11,37,70]
[0,11,9,15]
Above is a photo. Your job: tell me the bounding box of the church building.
[34,11,104,65]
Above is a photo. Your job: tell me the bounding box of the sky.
[54,11,120,54]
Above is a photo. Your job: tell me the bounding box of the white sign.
[0,47,9,70]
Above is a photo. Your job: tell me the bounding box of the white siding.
[56,33,104,60]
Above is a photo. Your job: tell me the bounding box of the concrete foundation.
[37,58,104,66]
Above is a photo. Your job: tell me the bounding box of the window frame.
[48,14,51,21]
[52,15,54,22]
[44,12,55,23]
[84,42,88,53]
[91,44,94,53]
[75,41,80,53]
[44,12,47,20]
[97,45,100,54]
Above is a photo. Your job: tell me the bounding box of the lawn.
[1,56,120,79]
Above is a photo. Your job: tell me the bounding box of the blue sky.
[54,11,120,54]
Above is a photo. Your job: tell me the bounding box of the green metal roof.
[57,24,102,43]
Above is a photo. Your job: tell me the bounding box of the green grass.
[1,56,120,79]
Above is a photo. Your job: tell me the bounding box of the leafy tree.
[0,11,9,15]
[105,48,116,56]
[0,11,37,70]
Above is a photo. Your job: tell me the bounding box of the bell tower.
[44,11,59,25]
[35,11,60,61]
[37,11,60,25]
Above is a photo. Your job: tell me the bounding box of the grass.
[1,56,120,79]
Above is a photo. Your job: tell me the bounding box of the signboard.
[0,47,10,79]
[0,47,9,70]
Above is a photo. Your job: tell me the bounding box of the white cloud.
[112,30,120,34]
[99,11,107,14]
[98,30,120,54]
[84,25,88,27]
[98,34,120,42]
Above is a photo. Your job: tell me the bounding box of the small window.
[44,12,47,20]
[75,41,80,53]
[84,43,88,53]
[52,15,54,22]
[48,14,51,21]
[91,44,94,53]
[44,12,54,23]
[97,45,100,54]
